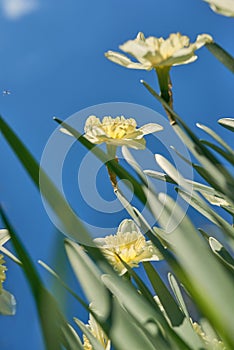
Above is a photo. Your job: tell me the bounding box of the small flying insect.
[2,90,11,95]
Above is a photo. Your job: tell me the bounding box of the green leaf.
[144,169,176,184]
[0,206,63,350]
[0,289,16,315]
[143,262,205,350]
[177,188,234,239]
[144,189,234,348]
[218,118,234,132]
[116,256,156,307]
[200,139,234,165]
[64,239,111,320]
[140,81,234,202]
[101,274,183,350]
[38,260,90,312]
[61,323,84,350]
[143,262,184,323]
[154,153,234,238]
[196,122,234,155]
[208,237,234,271]
[205,42,234,73]
[168,273,190,319]
[74,318,106,350]
[106,298,162,350]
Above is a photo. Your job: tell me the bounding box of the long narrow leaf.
[205,42,234,73]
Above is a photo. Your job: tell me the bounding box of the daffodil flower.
[83,313,111,350]
[61,115,163,150]
[203,0,234,17]
[0,229,17,315]
[105,32,213,70]
[94,219,163,275]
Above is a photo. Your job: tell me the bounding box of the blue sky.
[0,0,233,349]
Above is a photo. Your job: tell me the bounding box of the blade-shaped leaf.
[144,188,234,348]
[140,81,234,203]
[218,118,234,131]
[196,123,234,155]
[143,262,205,350]
[209,237,234,271]
[74,318,107,350]
[64,239,111,319]
[168,273,190,319]
[61,323,84,350]
[200,139,234,165]
[206,42,234,73]
[0,206,63,350]
[177,188,234,238]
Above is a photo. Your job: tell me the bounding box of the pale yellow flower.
[94,219,163,275]
[83,115,163,149]
[83,314,111,350]
[105,32,213,70]
[0,229,17,315]
[61,115,163,150]
[203,0,234,17]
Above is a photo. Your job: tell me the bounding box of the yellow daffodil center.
[101,117,137,139]
[0,254,7,293]
[98,232,153,274]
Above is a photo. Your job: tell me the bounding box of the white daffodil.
[0,229,17,315]
[203,0,234,17]
[82,115,163,150]
[94,219,163,275]
[105,32,213,70]
[83,313,111,350]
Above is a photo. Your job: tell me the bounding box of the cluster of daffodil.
[1,1,234,348]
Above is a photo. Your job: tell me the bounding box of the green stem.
[106,144,118,190]
[155,67,175,124]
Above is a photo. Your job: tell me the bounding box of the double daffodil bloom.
[203,0,234,17]
[105,32,213,70]
[60,115,163,150]
[83,314,111,350]
[94,219,163,275]
[83,115,163,150]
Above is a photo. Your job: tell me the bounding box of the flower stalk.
[155,67,175,124]
[106,144,118,190]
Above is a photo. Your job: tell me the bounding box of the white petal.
[138,123,163,136]
[203,0,234,17]
[193,33,213,50]
[0,229,10,246]
[117,219,140,234]
[105,50,149,70]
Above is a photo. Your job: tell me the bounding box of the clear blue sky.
[0,0,233,349]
